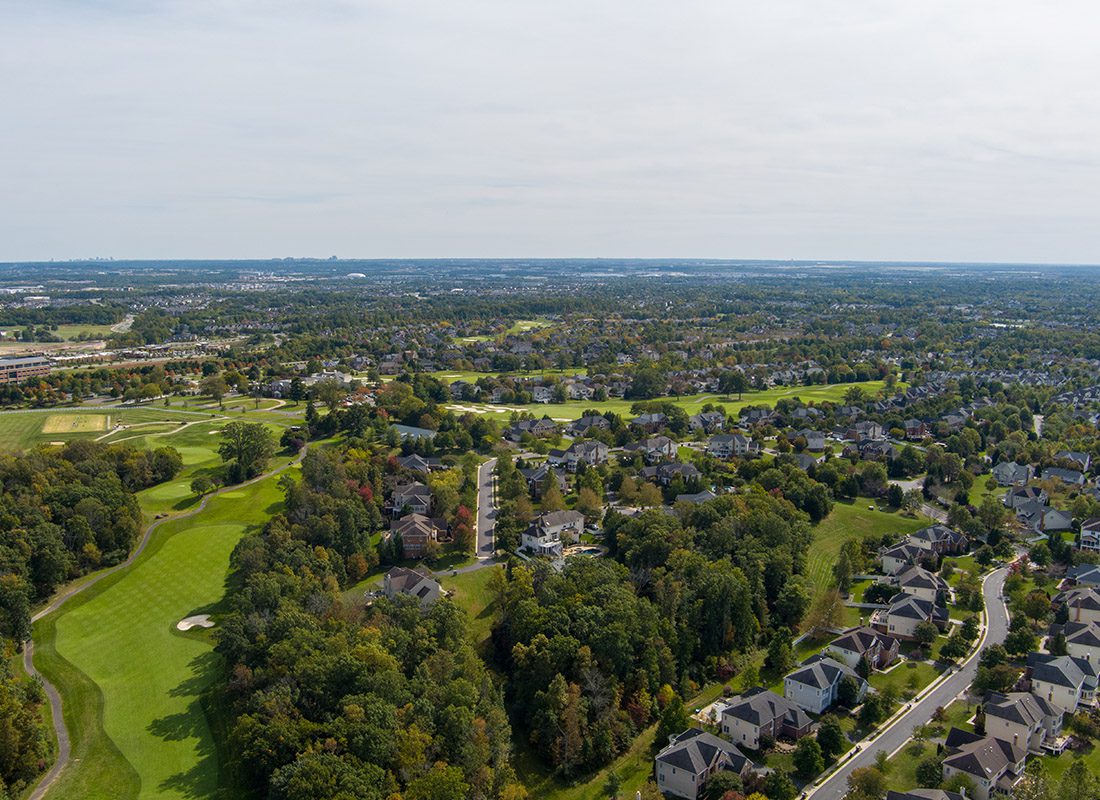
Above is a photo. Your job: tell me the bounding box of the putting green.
[42,469,291,799]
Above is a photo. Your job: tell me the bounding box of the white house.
[1063,621,1100,664]
[719,688,812,750]
[521,510,584,558]
[383,566,442,608]
[941,728,1026,800]
[1027,653,1098,714]
[783,654,867,714]
[870,592,947,641]
[1056,586,1100,626]
[654,729,752,800]
[982,691,1063,755]
[893,565,949,604]
[826,626,900,671]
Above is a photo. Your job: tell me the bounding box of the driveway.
[807,565,1010,800]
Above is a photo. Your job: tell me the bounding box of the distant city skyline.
[2,1,1099,263]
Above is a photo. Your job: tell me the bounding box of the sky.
[2,1,1100,263]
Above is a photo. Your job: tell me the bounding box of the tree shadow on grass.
[149,651,227,799]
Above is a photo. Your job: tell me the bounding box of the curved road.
[21,445,310,800]
[808,565,1010,800]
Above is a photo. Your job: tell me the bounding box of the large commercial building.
[0,356,50,384]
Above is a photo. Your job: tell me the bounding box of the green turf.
[38,467,293,800]
[445,380,893,422]
[807,499,929,593]
[439,565,502,646]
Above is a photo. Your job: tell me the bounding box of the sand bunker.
[176,614,215,631]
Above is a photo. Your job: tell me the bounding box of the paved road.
[21,445,311,800]
[808,565,1010,800]
[476,458,498,559]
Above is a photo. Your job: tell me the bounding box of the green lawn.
[445,380,893,422]
[0,323,116,342]
[35,467,294,800]
[807,500,929,593]
[439,565,502,647]
[868,661,941,700]
[0,407,219,453]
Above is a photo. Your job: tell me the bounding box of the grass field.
[439,565,501,647]
[0,323,116,342]
[35,466,294,800]
[807,500,929,593]
[41,413,109,434]
[446,380,892,422]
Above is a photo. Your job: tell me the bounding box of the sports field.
[35,463,295,800]
[41,414,108,434]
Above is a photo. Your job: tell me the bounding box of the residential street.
[476,458,498,559]
[807,565,1010,800]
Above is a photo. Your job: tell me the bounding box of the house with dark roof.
[826,626,899,671]
[567,415,611,437]
[870,592,947,640]
[1061,620,1100,664]
[624,435,678,464]
[991,461,1033,487]
[1014,501,1073,534]
[504,416,558,442]
[1055,586,1100,626]
[1004,486,1048,509]
[1078,519,1100,554]
[676,489,718,505]
[390,482,432,516]
[909,525,968,556]
[518,464,567,499]
[893,565,949,604]
[688,410,726,434]
[941,728,1026,800]
[383,566,442,608]
[521,510,584,558]
[641,461,702,487]
[707,433,759,459]
[562,440,609,473]
[396,453,441,475]
[904,419,929,441]
[1042,466,1086,486]
[630,412,669,433]
[1026,652,1098,713]
[387,513,448,559]
[1055,451,1091,472]
[783,654,867,713]
[654,728,753,800]
[719,687,813,749]
[880,541,927,575]
[1066,560,1100,585]
[983,691,1063,755]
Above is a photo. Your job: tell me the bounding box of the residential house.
[792,452,819,471]
[893,565,949,604]
[909,525,969,556]
[707,433,759,459]
[880,541,927,575]
[389,514,447,559]
[783,654,867,714]
[1078,519,1100,554]
[1061,621,1100,664]
[567,415,610,436]
[383,567,442,608]
[1066,561,1100,585]
[1055,451,1091,472]
[983,691,1063,755]
[654,729,753,800]
[688,411,726,434]
[740,408,776,427]
[519,464,568,499]
[1042,467,1086,486]
[1015,501,1073,534]
[1005,486,1048,509]
[504,416,558,442]
[521,510,584,558]
[390,482,432,516]
[847,420,884,441]
[563,440,609,472]
[719,688,813,750]
[871,592,948,640]
[789,429,826,452]
[391,424,437,442]
[940,728,1026,800]
[904,419,929,441]
[827,626,899,671]
[676,489,718,505]
[631,412,669,433]
[1056,586,1100,626]
[625,435,678,464]
[531,386,554,404]
[1026,652,1098,713]
[641,462,702,487]
[991,461,1034,487]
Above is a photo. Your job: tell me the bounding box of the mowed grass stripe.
[42,469,291,800]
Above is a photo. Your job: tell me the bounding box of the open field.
[41,413,108,434]
[807,500,929,593]
[0,323,116,343]
[445,379,893,421]
[439,565,501,646]
[35,465,294,800]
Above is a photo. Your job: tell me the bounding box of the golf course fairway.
[34,468,292,799]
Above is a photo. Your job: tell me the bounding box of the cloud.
[1,0,1099,262]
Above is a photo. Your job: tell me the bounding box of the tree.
[637,481,663,508]
[217,421,276,483]
[1057,759,1097,800]
[833,548,853,594]
[941,773,976,796]
[837,676,861,707]
[604,770,622,799]
[764,769,796,800]
[201,374,227,404]
[190,475,215,497]
[1022,590,1051,623]
[540,481,566,513]
[846,766,886,800]
[914,620,939,648]
[792,737,824,779]
[816,716,845,760]
[656,695,691,746]
[405,763,470,800]
[940,634,969,662]
[704,772,743,800]
[765,630,793,675]
[576,487,603,524]
[859,694,883,726]
[915,756,943,788]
